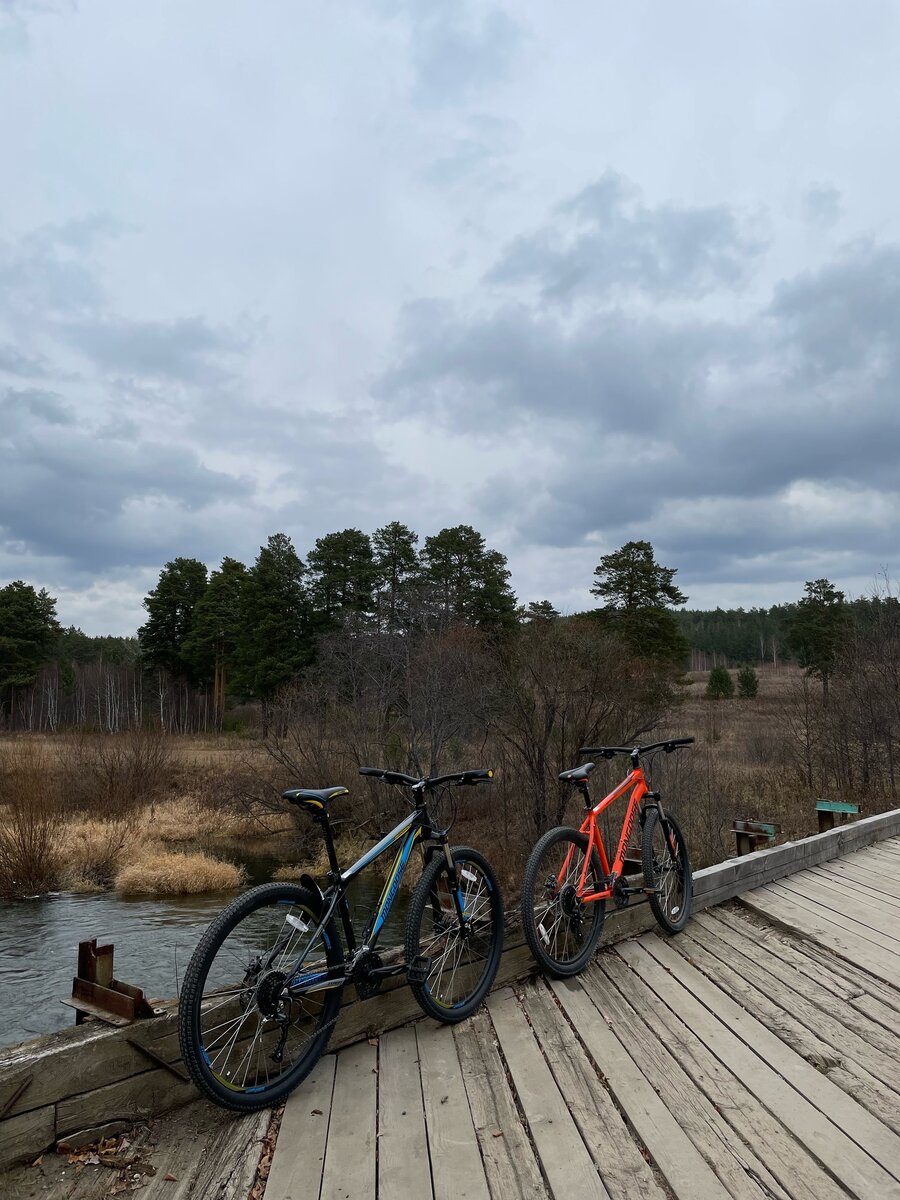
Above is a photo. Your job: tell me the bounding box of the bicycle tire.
[642,808,692,934]
[406,846,504,1023]
[178,882,343,1111]
[521,826,606,978]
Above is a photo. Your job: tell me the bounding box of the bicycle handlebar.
[578,737,694,759]
[359,767,494,789]
[359,767,421,786]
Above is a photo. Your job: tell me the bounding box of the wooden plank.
[0,1103,55,1172]
[320,1040,377,1200]
[813,856,900,903]
[163,1107,270,1200]
[677,923,900,1128]
[378,1027,433,1200]
[56,1067,194,1136]
[773,874,900,948]
[550,977,730,1200]
[517,979,666,1200]
[569,968,769,1200]
[487,989,610,1200]
[454,1009,550,1200]
[266,1055,336,1200]
[696,911,900,1062]
[417,1021,490,1200]
[741,887,900,989]
[626,936,900,1197]
[762,875,900,961]
[593,954,844,1200]
[808,862,900,911]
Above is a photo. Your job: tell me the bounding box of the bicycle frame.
[566,766,650,903]
[286,803,458,995]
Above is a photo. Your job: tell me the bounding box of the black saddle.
[559,763,595,784]
[282,786,349,813]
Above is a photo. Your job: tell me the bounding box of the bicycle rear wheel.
[178,882,343,1111]
[406,846,504,1023]
[642,808,692,934]
[521,827,606,978]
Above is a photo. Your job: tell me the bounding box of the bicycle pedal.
[406,955,430,985]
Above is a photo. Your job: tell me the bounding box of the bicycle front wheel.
[642,808,692,934]
[406,846,504,1023]
[178,882,343,1111]
[521,827,606,978]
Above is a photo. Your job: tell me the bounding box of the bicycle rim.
[643,810,691,932]
[522,827,605,976]
[181,885,341,1105]
[409,850,502,1016]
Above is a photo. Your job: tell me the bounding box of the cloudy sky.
[2,1,899,634]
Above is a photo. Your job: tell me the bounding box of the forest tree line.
[0,523,894,740]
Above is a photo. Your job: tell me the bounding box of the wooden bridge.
[3,819,900,1199]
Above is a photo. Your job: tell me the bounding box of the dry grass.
[115,850,246,895]
[57,818,138,891]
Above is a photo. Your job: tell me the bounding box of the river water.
[0,860,406,1048]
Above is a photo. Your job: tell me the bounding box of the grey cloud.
[802,183,842,227]
[0,219,113,320]
[0,344,50,377]
[64,316,244,385]
[422,114,517,189]
[379,185,900,586]
[0,416,255,571]
[486,171,766,301]
[404,2,521,107]
[770,242,900,381]
[0,386,75,427]
[381,296,740,433]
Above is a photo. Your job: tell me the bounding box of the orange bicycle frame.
[560,766,649,902]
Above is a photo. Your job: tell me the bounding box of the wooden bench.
[816,799,860,833]
[731,819,780,857]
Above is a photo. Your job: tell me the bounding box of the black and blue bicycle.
[178,767,504,1110]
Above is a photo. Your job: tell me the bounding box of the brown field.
[0,663,892,901]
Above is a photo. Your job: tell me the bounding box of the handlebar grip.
[359,767,384,778]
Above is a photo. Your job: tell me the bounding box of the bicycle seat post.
[313,808,342,882]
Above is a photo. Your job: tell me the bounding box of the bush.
[737,664,759,699]
[58,818,135,890]
[115,850,246,895]
[706,666,735,700]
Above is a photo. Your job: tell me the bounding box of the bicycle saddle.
[282,786,349,812]
[559,763,596,783]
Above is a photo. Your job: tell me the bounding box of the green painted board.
[816,800,859,814]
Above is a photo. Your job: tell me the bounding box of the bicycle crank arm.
[369,963,408,979]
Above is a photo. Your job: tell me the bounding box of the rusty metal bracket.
[0,1075,33,1118]
[125,1038,189,1082]
[61,938,162,1027]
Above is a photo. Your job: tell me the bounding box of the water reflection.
[0,866,406,1047]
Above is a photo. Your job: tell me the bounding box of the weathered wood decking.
[268,836,900,1200]
[5,834,900,1199]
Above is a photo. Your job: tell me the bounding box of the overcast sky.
[2,1,899,634]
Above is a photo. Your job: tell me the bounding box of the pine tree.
[372,522,420,629]
[183,557,248,722]
[590,540,688,667]
[421,525,518,634]
[138,558,208,683]
[706,666,735,699]
[307,529,376,626]
[784,578,849,700]
[0,581,61,714]
[235,534,313,705]
[736,663,759,698]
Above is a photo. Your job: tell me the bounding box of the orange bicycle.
[520,738,694,977]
